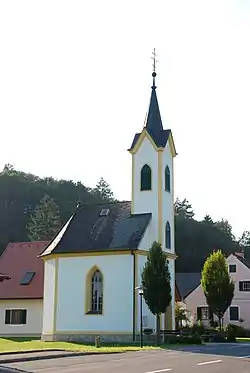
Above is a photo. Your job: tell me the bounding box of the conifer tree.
[141,241,172,345]
[201,250,234,330]
[27,195,61,241]
[92,177,115,202]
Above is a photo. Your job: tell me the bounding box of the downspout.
[131,250,136,341]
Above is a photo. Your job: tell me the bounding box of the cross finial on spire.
[151,48,158,89]
[152,48,157,73]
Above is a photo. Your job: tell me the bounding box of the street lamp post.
[136,285,144,348]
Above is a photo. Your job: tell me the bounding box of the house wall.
[0,299,43,336]
[55,254,134,336]
[185,255,250,329]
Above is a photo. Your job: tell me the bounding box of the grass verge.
[236,338,250,343]
[0,337,159,354]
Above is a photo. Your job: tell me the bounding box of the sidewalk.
[0,349,111,364]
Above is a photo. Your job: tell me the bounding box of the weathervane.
[151,48,158,75]
[151,48,158,88]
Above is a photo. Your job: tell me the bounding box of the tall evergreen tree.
[201,250,234,330]
[92,177,115,202]
[27,195,61,241]
[141,242,172,345]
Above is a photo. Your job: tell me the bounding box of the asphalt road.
[3,343,250,373]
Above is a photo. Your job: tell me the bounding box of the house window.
[91,270,103,313]
[165,166,171,192]
[166,222,171,249]
[197,307,209,321]
[229,306,239,321]
[239,281,250,292]
[140,164,152,191]
[229,264,236,273]
[5,309,27,325]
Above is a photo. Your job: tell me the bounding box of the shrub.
[169,334,202,345]
[227,329,236,342]
[143,328,154,336]
[225,324,246,337]
[190,321,205,335]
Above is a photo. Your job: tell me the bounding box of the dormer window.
[140,164,152,191]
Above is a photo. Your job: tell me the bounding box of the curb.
[0,351,124,364]
[0,350,65,356]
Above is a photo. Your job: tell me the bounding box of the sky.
[0,0,250,238]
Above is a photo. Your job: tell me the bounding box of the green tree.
[27,195,62,241]
[215,219,235,240]
[203,215,214,225]
[175,302,188,329]
[92,177,115,202]
[141,242,172,345]
[174,198,194,219]
[201,250,234,330]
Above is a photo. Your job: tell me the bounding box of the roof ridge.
[77,200,131,208]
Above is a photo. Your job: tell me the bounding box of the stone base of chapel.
[41,333,138,343]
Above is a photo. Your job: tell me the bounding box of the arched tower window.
[91,270,103,313]
[165,166,171,192]
[166,222,171,249]
[141,164,152,191]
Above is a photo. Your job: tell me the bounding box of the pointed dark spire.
[145,69,163,135]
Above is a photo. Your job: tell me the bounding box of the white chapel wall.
[162,140,175,253]
[42,259,56,334]
[56,254,134,333]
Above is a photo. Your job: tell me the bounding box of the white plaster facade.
[0,299,43,336]
[185,254,250,329]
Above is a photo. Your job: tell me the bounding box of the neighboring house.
[0,241,48,336]
[40,68,178,342]
[176,253,250,328]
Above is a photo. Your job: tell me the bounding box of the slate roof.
[175,273,201,300]
[40,201,152,257]
[0,241,48,299]
[129,74,174,151]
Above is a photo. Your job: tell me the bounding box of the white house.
[176,253,250,329]
[40,69,177,342]
[0,241,48,337]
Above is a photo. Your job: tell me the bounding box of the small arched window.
[91,270,103,313]
[141,164,152,191]
[165,166,171,192]
[166,222,171,249]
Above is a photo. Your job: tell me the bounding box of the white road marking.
[146,369,172,373]
[197,359,222,366]
[238,355,250,359]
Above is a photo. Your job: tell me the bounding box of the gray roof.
[40,201,151,257]
[176,273,201,300]
[129,74,174,151]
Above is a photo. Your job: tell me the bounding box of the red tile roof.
[0,241,49,299]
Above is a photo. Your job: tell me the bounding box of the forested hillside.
[0,164,114,253]
[0,164,249,272]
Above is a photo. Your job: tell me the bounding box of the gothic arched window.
[166,222,171,249]
[91,270,103,313]
[165,166,171,192]
[141,164,152,191]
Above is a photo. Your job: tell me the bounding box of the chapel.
[40,62,177,342]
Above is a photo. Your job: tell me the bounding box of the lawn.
[236,338,250,343]
[0,337,159,354]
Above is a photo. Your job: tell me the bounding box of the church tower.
[128,54,177,330]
